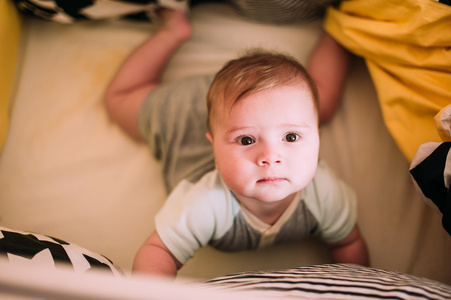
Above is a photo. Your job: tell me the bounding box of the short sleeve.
[155,170,239,264]
[303,160,358,243]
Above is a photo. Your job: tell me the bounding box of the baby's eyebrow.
[225,126,255,136]
[226,123,312,135]
[280,123,312,129]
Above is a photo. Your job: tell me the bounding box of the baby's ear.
[206,132,219,169]
[206,132,213,144]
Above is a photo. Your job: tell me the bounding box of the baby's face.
[207,84,319,207]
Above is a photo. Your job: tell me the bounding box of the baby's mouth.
[257,177,285,183]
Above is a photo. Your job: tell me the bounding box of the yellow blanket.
[0,1,22,153]
[325,0,451,162]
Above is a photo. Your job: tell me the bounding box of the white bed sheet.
[0,3,450,283]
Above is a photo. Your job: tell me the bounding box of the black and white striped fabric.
[227,0,339,24]
[203,264,451,299]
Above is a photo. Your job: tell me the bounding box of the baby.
[104,10,369,277]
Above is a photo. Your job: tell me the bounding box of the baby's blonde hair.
[206,49,319,132]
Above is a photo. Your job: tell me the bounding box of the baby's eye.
[284,133,300,142]
[237,136,255,145]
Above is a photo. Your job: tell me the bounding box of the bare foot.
[159,9,192,42]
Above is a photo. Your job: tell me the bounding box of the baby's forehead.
[224,82,314,108]
[213,86,318,132]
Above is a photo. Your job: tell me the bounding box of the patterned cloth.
[14,0,338,24]
[410,105,451,236]
[228,0,338,24]
[202,264,451,299]
[0,226,122,276]
[13,0,188,23]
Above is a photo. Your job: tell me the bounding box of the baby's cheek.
[221,169,244,191]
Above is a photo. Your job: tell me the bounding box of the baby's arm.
[327,224,369,266]
[133,231,182,277]
[104,10,191,140]
[308,31,351,123]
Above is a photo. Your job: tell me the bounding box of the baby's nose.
[257,145,282,166]
[258,158,282,166]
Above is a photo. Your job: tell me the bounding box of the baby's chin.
[240,188,298,204]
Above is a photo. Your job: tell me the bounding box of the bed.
[1,0,450,294]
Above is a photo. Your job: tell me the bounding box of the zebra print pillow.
[13,0,188,24]
[203,264,451,299]
[0,226,122,276]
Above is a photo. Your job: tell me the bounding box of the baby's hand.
[159,9,191,42]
